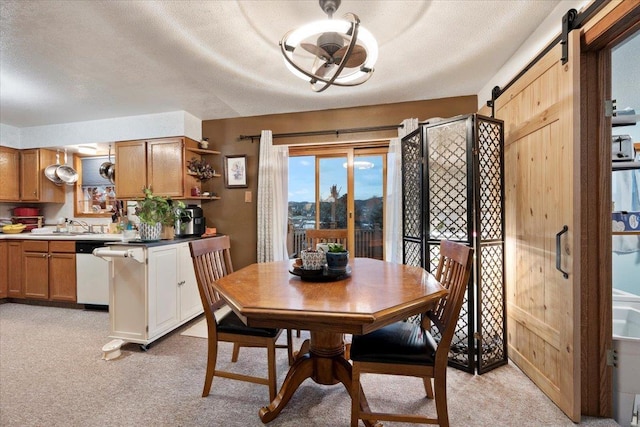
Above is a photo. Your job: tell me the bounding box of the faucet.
[69,219,93,233]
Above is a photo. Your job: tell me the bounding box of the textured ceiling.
[0,0,561,128]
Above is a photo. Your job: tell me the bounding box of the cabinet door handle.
[555,225,569,279]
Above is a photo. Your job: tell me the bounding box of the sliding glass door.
[288,145,386,259]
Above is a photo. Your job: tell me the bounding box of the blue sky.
[288,155,383,202]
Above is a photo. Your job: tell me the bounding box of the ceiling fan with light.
[280,0,378,92]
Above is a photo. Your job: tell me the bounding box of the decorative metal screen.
[401,129,424,267]
[401,114,506,374]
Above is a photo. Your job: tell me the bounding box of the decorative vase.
[325,251,349,271]
[300,250,326,270]
[139,222,162,242]
[161,225,175,240]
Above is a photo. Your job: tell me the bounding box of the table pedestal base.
[258,331,378,426]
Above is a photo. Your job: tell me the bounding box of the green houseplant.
[135,188,189,241]
[325,243,349,271]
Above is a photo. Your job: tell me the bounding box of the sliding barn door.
[494,31,581,421]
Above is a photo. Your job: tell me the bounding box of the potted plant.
[325,243,349,271]
[135,188,189,241]
[187,157,215,181]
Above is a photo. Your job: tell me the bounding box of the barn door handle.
[556,225,569,279]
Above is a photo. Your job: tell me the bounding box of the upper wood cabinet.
[19,149,65,203]
[114,140,147,199]
[115,137,200,199]
[0,146,20,201]
[147,138,185,198]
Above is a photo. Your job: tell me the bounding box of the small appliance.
[175,204,206,237]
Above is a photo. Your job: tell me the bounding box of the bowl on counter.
[2,224,27,234]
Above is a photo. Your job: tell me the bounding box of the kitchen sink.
[31,231,102,236]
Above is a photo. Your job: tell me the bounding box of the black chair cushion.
[350,321,437,365]
[217,311,280,338]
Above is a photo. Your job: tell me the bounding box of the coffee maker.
[175,205,206,237]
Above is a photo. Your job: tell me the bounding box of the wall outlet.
[245,191,252,203]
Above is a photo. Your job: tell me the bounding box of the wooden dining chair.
[297,228,349,338]
[349,240,474,427]
[189,236,293,401]
[305,228,348,251]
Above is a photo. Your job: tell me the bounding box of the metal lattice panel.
[402,131,423,239]
[426,122,469,241]
[401,114,505,374]
[403,241,422,268]
[478,244,506,371]
[477,119,503,241]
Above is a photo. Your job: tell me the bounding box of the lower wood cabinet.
[0,241,7,298]
[7,241,23,298]
[22,240,76,302]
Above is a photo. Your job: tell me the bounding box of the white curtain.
[257,130,290,262]
[385,118,419,263]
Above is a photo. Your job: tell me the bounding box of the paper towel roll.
[92,248,131,258]
[93,247,145,263]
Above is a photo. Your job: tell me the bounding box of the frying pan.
[107,163,115,184]
[55,149,79,185]
[99,161,112,179]
[44,151,64,186]
[100,144,113,180]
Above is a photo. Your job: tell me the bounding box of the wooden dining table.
[212,257,447,425]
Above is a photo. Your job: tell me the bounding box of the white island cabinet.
[99,240,202,350]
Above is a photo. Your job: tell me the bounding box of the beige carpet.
[0,303,620,427]
[181,317,208,338]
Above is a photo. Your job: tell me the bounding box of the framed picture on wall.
[224,155,248,188]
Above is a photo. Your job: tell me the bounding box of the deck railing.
[291,228,383,260]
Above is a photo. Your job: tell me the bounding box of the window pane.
[288,155,316,230]
[319,157,347,229]
[354,155,384,259]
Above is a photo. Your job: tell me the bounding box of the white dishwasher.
[76,240,114,306]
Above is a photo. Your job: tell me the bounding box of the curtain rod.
[239,123,403,143]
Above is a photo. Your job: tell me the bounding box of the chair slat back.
[189,236,234,322]
[305,229,348,250]
[427,241,474,356]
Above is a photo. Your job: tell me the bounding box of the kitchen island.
[95,238,206,356]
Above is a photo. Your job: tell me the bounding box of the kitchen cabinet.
[0,241,7,298]
[177,242,202,320]
[147,242,201,338]
[115,136,210,200]
[106,240,202,347]
[19,149,65,203]
[114,140,147,199]
[22,240,76,302]
[0,146,20,201]
[7,241,23,298]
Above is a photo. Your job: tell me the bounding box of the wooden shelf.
[186,172,221,179]
[185,196,221,201]
[612,231,640,235]
[186,147,221,155]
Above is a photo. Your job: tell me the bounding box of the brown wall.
[201,96,477,269]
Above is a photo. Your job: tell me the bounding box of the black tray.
[289,265,351,282]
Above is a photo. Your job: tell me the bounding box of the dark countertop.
[106,234,222,247]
